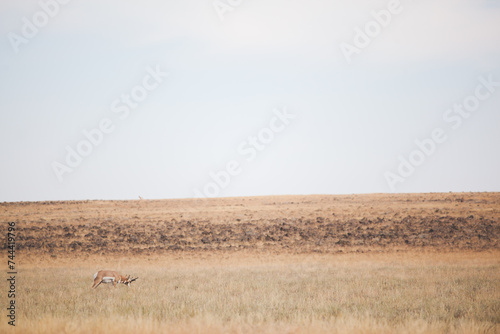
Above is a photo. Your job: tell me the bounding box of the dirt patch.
[1,193,499,257]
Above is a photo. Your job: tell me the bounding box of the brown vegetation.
[1,192,499,333]
[1,193,499,258]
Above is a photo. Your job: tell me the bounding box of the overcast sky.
[1,0,499,202]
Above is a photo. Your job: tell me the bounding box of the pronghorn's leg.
[92,280,102,289]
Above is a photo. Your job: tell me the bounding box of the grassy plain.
[1,193,499,333]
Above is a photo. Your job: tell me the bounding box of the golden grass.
[2,193,499,332]
[4,252,499,334]
[4,193,500,227]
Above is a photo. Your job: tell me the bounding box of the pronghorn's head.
[123,275,139,287]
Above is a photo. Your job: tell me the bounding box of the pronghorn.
[92,270,138,289]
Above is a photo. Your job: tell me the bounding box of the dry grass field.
[1,193,499,333]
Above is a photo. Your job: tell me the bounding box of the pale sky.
[1,0,499,202]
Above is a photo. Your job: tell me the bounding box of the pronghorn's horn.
[127,275,130,280]
[130,277,138,282]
